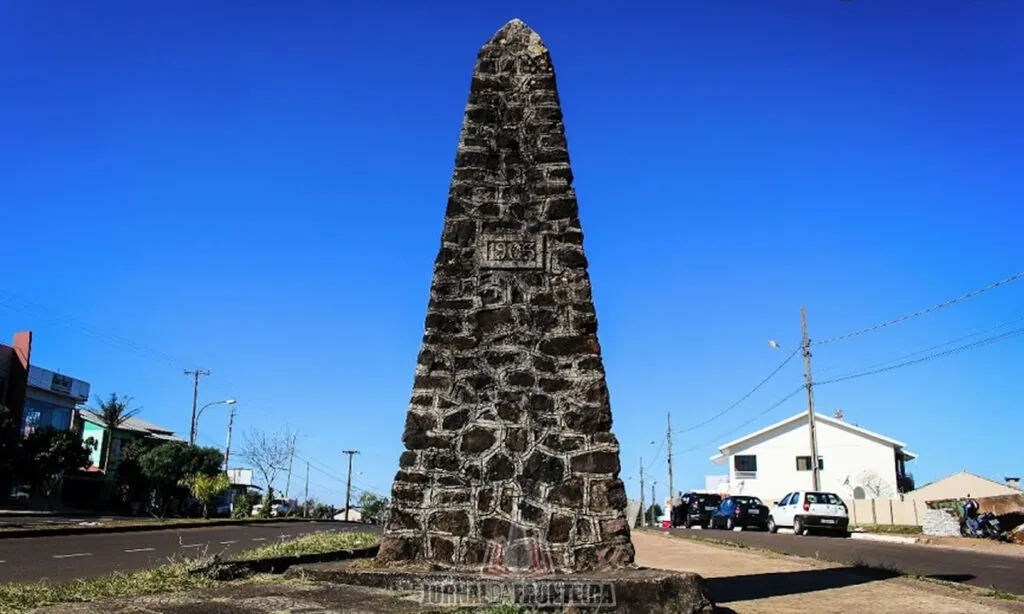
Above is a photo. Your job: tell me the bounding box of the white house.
[709,410,916,504]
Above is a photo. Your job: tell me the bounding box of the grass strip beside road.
[0,515,310,535]
[0,531,379,613]
[232,530,378,560]
[853,524,924,535]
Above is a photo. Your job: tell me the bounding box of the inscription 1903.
[478,234,546,270]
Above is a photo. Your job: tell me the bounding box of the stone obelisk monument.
[378,18,634,572]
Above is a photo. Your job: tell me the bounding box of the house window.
[734,455,757,477]
[796,456,825,471]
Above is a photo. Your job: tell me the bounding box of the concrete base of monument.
[285,559,715,613]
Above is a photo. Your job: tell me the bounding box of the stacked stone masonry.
[378,19,634,572]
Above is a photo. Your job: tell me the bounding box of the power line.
[675,386,805,457]
[814,271,1024,346]
[816,314,1024,376]
[673,345,800,436]
[813,314,1024,375]
[816,326,1024,387]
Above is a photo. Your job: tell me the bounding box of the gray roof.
[79,410,184,442]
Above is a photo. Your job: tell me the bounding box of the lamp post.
[190,399,236,446]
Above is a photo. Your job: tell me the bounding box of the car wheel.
[768,517,777,533]
[684,516,692,529]
[793,518,805,536]
[726,517,735,530]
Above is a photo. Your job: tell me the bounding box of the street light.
[190,398,236,446]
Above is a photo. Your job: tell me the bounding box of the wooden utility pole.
[650,483,657,527]
[666,412,674,499]
[801,306,821,491]
[304,461,310,518]
[184,369,210,446]
[638,457,645,528]
[223,403,236,470]
[284,435,296,498]
[342,450,359,521]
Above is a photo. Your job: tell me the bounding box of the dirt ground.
[632,531,1024,613]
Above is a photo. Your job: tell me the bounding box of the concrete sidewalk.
[634,531,1024,613]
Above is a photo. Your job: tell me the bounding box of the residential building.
[904,470,1021,502]
[0,331,33,425]
[75,409,185,478]
[23,365,91,436]
[709,410,916,503]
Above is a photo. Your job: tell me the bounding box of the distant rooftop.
[78,409,184,442]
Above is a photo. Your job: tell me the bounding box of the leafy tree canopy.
[139,441,223,489]
[18,427,91,494]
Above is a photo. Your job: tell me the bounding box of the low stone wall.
[921,509,960,537]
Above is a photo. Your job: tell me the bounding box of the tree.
[179,472,231,518]
[239,428,293,493]
[0,405,21,494]
[232,490,262,519]
[644,503,664,525]
[855,470,894,498]
[358,491,389,525]
[94,393,142,472]
[312,502,331,520]
[18,427,91,497]
[138,441,223,515]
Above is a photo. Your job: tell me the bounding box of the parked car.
[710,496,770,531]
[680,492,722,528]
[768,490,849,536]
[252,498,295,517]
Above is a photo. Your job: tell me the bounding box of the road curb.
[0,517,337,539]
[850,532,920,544]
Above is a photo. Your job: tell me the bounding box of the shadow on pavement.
[707,566,900,603]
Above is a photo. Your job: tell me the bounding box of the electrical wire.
[643,438,666,474]
[813,271,1024,346]
[816,326,1024,386]
[675,386,805,457]
[673,345,800,436]
[815,314,1024,376]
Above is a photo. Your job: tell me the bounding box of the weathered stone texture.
[379,18,634,571]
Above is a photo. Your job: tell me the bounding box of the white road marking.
[180,543,203,548]
[53,553,92,559]
[219,540,237,545]
[251,537,266,541]
[124,548,155,553]
[279,534,291,539]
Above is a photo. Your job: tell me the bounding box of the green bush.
[231,490,261,519]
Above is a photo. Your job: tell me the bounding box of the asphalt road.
[0,514,141,528]
[668,527,1024,594]
[0,521,381,584]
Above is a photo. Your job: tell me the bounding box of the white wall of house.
[723,418,901,504]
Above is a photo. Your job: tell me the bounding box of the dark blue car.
[710,496,770,531]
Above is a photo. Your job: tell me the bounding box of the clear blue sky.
[1,1,1021,505]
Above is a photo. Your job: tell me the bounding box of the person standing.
[670,491,683,527]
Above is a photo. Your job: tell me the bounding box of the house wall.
[726,418,900,503]
[904,472,1020,502]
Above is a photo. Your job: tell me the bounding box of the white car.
[767,490,850,537]
[251,498,294,517]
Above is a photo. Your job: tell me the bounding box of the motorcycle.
[960,504,1007,541]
